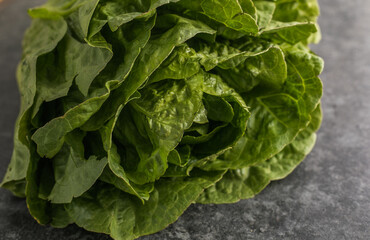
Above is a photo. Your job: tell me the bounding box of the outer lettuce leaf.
[200,0,258,34]
[273,0,320,23]
[87,0,181,36]
[272,0,321,44]
[25,147,51,225]
[148,44,201,84]
[32,32,111,116]
[197,105,322,204]
[216,43,287,92]
[261,20,318,44]
[254,1,275,29]
[202,49,323,170]
[28,0,97,19]
[47,130,107,204]
[1,18,67,195]
[65,170,225,240]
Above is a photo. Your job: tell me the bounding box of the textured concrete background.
[1,0,369,239]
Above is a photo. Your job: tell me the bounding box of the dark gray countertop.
[1,0,369,239]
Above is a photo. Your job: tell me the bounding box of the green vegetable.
[1,0,323,239]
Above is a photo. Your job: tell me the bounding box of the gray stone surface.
[0,0,369,239]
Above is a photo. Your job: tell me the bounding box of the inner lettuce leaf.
[1,0,324,239]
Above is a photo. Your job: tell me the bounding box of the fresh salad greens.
[1,0,323,239]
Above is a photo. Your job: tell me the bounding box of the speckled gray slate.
[1,0,369,239]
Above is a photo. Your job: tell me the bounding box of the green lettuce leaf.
[1,18,67,195]
[65,170,225,240]
[201,49,323,170]
[197,105,322,204]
